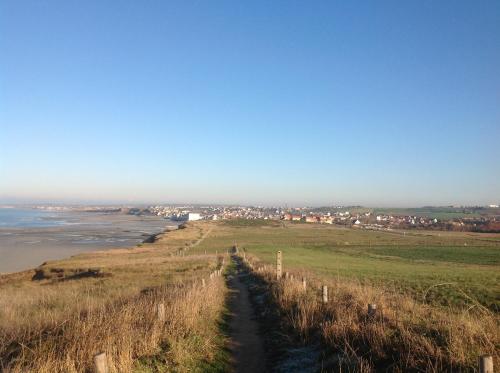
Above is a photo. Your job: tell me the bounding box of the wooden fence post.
[322,285,328,304]
[276,251,282,280]
[479,355,493,373]
[368,304,377,318]
[93,352,108,373]
[302,277,307,291]
[157,303,165,322]
[201,279,206,287]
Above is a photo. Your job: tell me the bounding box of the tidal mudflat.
[0,211,176,274]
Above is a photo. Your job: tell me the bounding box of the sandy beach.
[0,212,176,274]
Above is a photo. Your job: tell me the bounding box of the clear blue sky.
[1,1,499,206]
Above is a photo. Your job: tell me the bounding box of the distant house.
[282,213,302,221]
[321,217,333,224]
[305,216,319,223]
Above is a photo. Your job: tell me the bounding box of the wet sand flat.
[0,213,175,274]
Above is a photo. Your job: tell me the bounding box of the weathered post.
[157,303,165,322]
[94,352,108,373]
[322,285,328,304]
[302,277,307,291]
[368,304,377,318]
[479,355,493,373]
[276,251,282,280]
[285,272,289,279]
[201,279,206,287]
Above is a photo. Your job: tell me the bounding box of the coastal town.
[146,204,500,233]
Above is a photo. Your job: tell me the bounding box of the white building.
[187,213,202,221]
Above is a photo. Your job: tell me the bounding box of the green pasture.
[373,207,482,219]
[194,220,500,311]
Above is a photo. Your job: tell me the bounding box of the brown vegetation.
[0,222,228,372]
[242,255,499,372]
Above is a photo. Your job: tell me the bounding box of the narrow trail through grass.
[226,257,266,373]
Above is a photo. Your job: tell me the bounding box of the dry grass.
[244,255,499,372]
[0,222,229,372]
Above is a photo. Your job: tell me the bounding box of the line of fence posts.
[91,255,231,373]
[268,250,493,372]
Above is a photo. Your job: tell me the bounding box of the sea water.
[0,208,70,228]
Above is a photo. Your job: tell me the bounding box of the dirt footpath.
[227,258,267,373]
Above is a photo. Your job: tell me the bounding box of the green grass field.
[194,220,500,311]
[373,207,482,219]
